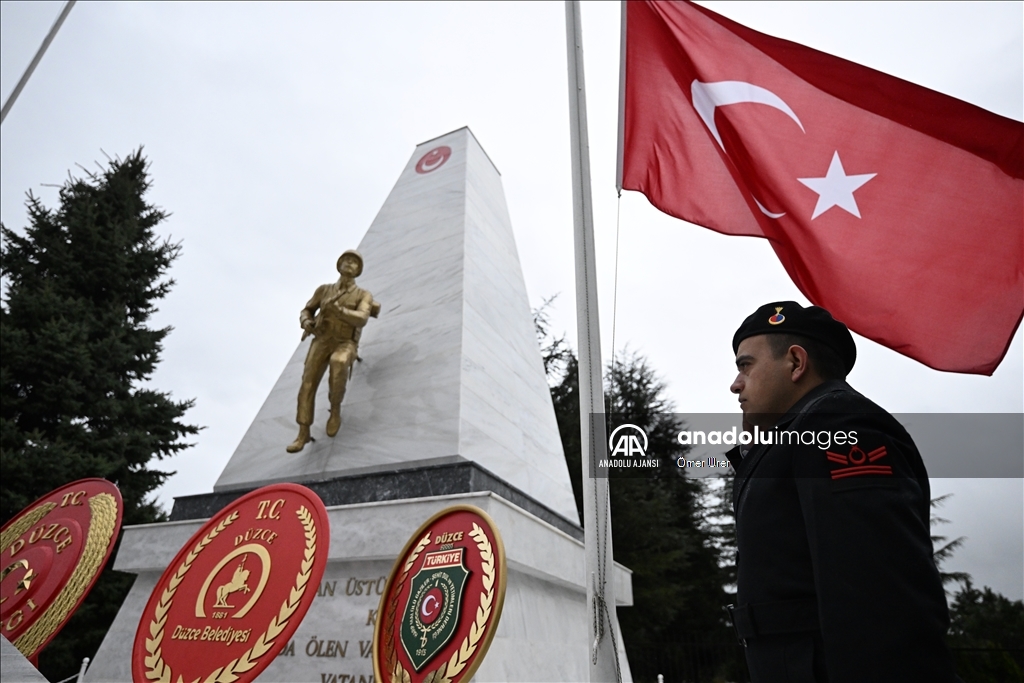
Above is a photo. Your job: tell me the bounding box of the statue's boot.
[286,425,312,453]
[326,409,342,437]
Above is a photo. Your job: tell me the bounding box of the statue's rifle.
[300,288,350,342]
[299,293,382,347]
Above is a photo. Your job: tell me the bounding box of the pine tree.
[930,493,971,588]
[947,580,1024,680]
[604,352,739,679]
[534,304,739,679]
[1,150,198,679]
[706,474,737,593]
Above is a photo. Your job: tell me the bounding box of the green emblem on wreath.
[400,547,469,671]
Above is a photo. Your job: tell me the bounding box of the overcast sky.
[2,1,1021,599]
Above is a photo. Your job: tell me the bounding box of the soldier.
[286,250,377,453]
[724,301,960,682]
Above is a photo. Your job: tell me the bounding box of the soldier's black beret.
[732,301,856,374]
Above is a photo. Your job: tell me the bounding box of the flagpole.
[615,0,627,193]
[0,0,77,125]
[565,2,620,681]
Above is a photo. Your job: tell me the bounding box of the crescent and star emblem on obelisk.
[690,79,876,221]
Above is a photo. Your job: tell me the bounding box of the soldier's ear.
[787,344,811,382]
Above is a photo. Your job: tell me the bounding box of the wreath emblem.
[135,483,327,683]
[375,506,505,683]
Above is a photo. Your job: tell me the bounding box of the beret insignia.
[733,301,857,375]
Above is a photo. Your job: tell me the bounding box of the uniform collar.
[731,379,852,477]
[773,379,852,429]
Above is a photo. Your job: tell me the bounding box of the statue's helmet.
[336,249,364,277]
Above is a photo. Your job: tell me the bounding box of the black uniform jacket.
[727,380,959,682]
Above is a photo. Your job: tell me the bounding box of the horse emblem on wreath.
[214,559,252,608]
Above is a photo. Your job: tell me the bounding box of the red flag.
[619,1,1023,375]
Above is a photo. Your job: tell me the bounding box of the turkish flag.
[619,1,1023,375]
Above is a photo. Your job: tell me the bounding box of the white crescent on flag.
[690,80,806,219]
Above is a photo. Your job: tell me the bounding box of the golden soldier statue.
[287,250,379,453]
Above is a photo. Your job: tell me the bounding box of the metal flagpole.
[0,0,77,125]
[615,0,627,194]
[564,2,620,680]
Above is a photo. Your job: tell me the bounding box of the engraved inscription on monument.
[261,561,390,683]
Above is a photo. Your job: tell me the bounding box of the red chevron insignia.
[826,451,848,465]
[828,444,892,479]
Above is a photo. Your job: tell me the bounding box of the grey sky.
[2,1,1021,598]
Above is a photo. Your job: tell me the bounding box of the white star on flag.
[798,151,877,219]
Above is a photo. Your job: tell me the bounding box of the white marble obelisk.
[214,127,578,525]
[86,129,633,683]
[1,636,47,683]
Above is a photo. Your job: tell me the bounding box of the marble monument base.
[1,636,48,683]
[86,490,633,683]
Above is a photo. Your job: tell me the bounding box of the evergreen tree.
[1,150,197,679]
[605,352,738,677]
[534,305,740,679]
[927,495,1024,679]
[947,580,1024,681]
[706,474,737,594]
[930,493,971,588]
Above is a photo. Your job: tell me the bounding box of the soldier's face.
[731,335,799,428]
[339,256,360,277]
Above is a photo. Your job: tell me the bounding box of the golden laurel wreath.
[385,523,496,683]
[0,502,56,551]
[382,531,431,683]
[3,495,119,658]
[143,506,317,683]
